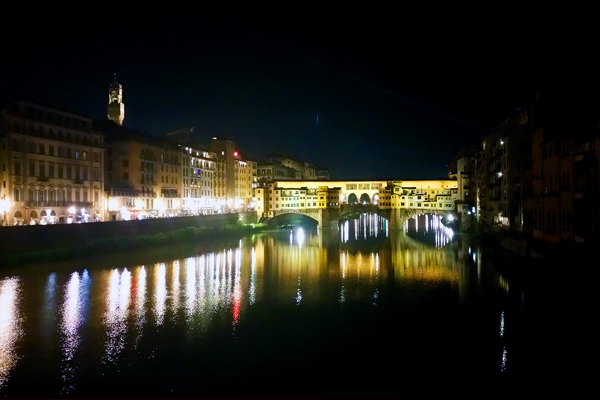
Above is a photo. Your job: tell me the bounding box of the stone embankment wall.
[0,214,239,256]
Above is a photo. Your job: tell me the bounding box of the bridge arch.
[359,193,370,204]
[267,211,320,227]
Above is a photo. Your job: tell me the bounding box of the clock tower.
[107,74,125,125]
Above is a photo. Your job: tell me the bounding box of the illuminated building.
[387,180,458,211]
[0,98,105,225]
[97,122,182,220]
[234,157,256,211]
[181,145,218,215]
[107,75,125,126]
[210,137,256,212]
[254,182,340,219]
[447,144,477,229]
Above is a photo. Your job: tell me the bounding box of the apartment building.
[181,144,218,215]
[0,98,105,225]
[97,122,182,220]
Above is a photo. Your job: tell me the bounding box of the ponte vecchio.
[254,179,460,226]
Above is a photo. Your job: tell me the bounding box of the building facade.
[181,144,217,215]
[210,137,256,212]
[100,123,182,220]
[0,98,105,225]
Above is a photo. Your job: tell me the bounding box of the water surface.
[0,214,598,398]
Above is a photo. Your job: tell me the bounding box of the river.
[0,214,598,398]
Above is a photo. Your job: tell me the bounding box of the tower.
[107,74,125,125]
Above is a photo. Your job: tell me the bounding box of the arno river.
[0,214,598,398]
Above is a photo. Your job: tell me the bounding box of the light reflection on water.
[0,277,22,389]
[104,268,130,366]
[60,270,90,394]
[0,213,574,398]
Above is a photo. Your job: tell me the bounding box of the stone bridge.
[265,205,452,228]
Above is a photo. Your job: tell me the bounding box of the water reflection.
[60,270,90,394]
[0,212,545,398]
[133,266,147,348]
[0,277,22,389]
[104,268,130,365]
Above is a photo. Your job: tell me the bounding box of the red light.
[234,151,238,157]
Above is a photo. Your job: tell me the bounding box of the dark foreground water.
[1,214,599,398]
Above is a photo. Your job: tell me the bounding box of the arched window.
[347,193,358,205]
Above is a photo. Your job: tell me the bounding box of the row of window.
[12,122,99,144]
[346,183,381,190]
[13,187,99,203]
[13,140,100,161]
[13,160,101,181]
[183,189,214,198]
[17,106,91,131]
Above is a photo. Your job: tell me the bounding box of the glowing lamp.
[0,199,10,213]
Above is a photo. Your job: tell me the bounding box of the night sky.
[1,5,594,180]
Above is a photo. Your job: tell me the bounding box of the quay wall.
[0,214,239,256]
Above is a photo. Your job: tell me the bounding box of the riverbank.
[0,222,269,268]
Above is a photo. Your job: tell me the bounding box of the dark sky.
[1,4,594,179]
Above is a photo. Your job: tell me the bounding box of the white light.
[296,228,305,247]
[68,206,76,214]
[0,199,9,213]
[108,199,118,211]
[447,214,454,221]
